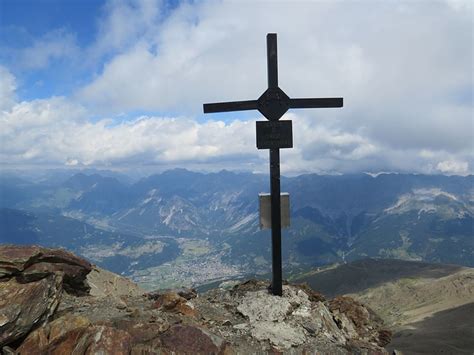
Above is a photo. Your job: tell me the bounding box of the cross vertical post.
[266,33,283,296]
[267,33,278,89]
[203,33,343,297]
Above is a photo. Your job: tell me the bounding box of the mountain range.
[1,169,472,288]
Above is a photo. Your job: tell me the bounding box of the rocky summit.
[0,245,391,354]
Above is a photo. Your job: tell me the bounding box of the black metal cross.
[203,33,343,296]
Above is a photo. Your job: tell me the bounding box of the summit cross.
[203,33,343,296]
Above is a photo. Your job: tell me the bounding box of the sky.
[0,0,472,176]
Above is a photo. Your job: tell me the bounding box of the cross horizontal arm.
[289,97,343,109]
[203,100,259,114]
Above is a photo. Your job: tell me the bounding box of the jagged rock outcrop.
[0,245,92,348]
[328,296,392,348]
[17,317,133,355]
[197,280,390,353]
[0,245,92,295]
[0,245,391,354]
[0,274,62,347]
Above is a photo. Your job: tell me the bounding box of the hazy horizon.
[1,164,473,181]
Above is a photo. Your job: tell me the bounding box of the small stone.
[175,301,198,318]
[177,288,197,300]
[127,308,141,318]
[159,322,170,332]
[302,324,316,335]
[222,320,232,326]
[146,290,162,301]
[152,292,185,310]
[219,280,240,290]
[147,288,197,301]
[1,346,15,355]
[116,301,127,310]
[0,315,9,327]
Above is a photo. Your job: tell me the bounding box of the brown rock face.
[0,245,92,295]
[0,273,62,347]
[106,319,169,344]
[16,314,91,354]
[17,317,132,355]
[0,245,94,348]
[160,325,224,354]
[327,296,392,348]
[81,326,132,355]
[377,329,393,347]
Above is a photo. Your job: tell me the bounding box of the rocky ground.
[0,245,391,354]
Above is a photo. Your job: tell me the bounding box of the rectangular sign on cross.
[256,121,293,150]
[259,193,290,229]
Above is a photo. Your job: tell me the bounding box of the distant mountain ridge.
[0,169,472,287]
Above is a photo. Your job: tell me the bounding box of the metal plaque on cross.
[256,121,293,150]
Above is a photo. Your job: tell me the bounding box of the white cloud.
[0,94,258,168]
[446,0,473,11]
[76,1,472,159]
[2,94,470,175]
[18,29,79,69]
[89,0,162,60]
[79,1,472,107]
[0,0,472,175]
[436,160,469,175]
[0,66,17,111]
